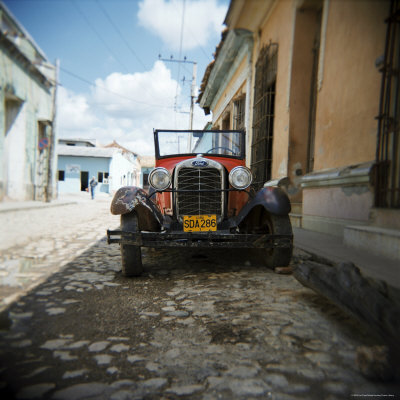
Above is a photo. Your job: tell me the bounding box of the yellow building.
[198,0,400,260]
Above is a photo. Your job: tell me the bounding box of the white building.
[0,1,57,201]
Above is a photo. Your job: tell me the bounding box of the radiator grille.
[177,168,222,216]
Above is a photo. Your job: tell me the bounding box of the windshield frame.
[154,129,246,160]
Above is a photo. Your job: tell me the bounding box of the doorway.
[81,171,89,191]
[251,43,278,190]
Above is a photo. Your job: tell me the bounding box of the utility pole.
[189,62,197,132]
[45,58,59,202]
[158,56,197,130]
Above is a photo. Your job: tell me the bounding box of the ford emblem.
[191,160,208,167]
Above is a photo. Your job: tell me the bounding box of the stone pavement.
[1,242,399,399]
[0,192,118,310]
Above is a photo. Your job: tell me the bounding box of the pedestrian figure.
[89,176,98,199]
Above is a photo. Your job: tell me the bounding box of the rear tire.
[260,214,293,269]
[120,212,143,277]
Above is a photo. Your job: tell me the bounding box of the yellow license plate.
[183,215,217,232]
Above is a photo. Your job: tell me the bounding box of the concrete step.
[344,225,400,261]
[291,202,302,214]
[290,213,302,228]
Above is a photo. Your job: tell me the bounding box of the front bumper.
[107,229,293,249]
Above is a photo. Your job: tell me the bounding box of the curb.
[0,201,77,214]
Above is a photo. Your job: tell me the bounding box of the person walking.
[89,176,98,200]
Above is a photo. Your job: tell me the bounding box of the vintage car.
[107,129,293,276]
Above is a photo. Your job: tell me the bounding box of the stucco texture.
[258,0,292,179]
[314,0,388,171]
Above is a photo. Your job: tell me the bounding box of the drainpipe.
[245,37,254,165]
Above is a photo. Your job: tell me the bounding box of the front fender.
[110,186,162,231]
[235,186,291,226]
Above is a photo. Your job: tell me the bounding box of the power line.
[72,0,129,73]
[95,0,148,70]
[59,66,174,110]
[170,0,212,63]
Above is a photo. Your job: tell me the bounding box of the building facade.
[57,139,141,195]
[138,155,155,191]
[198,0,400,260]
[0,2,57,201]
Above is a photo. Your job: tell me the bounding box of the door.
[81,171,89,192]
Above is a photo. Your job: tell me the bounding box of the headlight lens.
[229,166,252,189]
[149,167,171,190]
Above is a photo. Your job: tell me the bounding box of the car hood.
[156,155,246,173]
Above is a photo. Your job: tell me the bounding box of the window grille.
[233,97,245,130]
[251,43,278,190]
[375,0,400,208]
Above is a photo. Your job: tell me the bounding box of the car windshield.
[155,130,245,158]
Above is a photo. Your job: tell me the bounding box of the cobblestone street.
[0,196,398,399]
[0,194,118,310]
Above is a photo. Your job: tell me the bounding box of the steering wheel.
[206,147,235,154]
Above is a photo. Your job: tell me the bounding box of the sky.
[3,0,229,155]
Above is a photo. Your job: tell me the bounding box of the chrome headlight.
[229,166,252,189]
[149,167,171,190]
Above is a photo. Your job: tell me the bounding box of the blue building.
[57,139,141,195]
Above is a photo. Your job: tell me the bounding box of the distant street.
[0,195,398,399]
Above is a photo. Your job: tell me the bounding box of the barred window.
[233,97,245,130]
[251,43,278,190]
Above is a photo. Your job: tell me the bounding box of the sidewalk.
[293,227,400,289]
[0,192,112,213]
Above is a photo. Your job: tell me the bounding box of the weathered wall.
[0,42,54,200]
[257,0,292,179]
[314,0,388,171]
[288,6,321,201]
[201,0,391,236]
[212,55,248,128]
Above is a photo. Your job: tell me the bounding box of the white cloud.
[92,61,177,118]
[57,61,211,156]
[57,87,98,132]
[137,0,227,51]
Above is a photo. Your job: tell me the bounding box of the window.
[4,97,23,136]
[233,97,245,130]
[58,170,65,181]
[98,172,109,183]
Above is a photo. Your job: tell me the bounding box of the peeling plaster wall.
[212,56,248,128]
[0,39,54,200]
[313,0,387,171]
[303,185,373,222]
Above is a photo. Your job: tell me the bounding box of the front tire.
[120,212,143,277]
[260,213,293,269]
